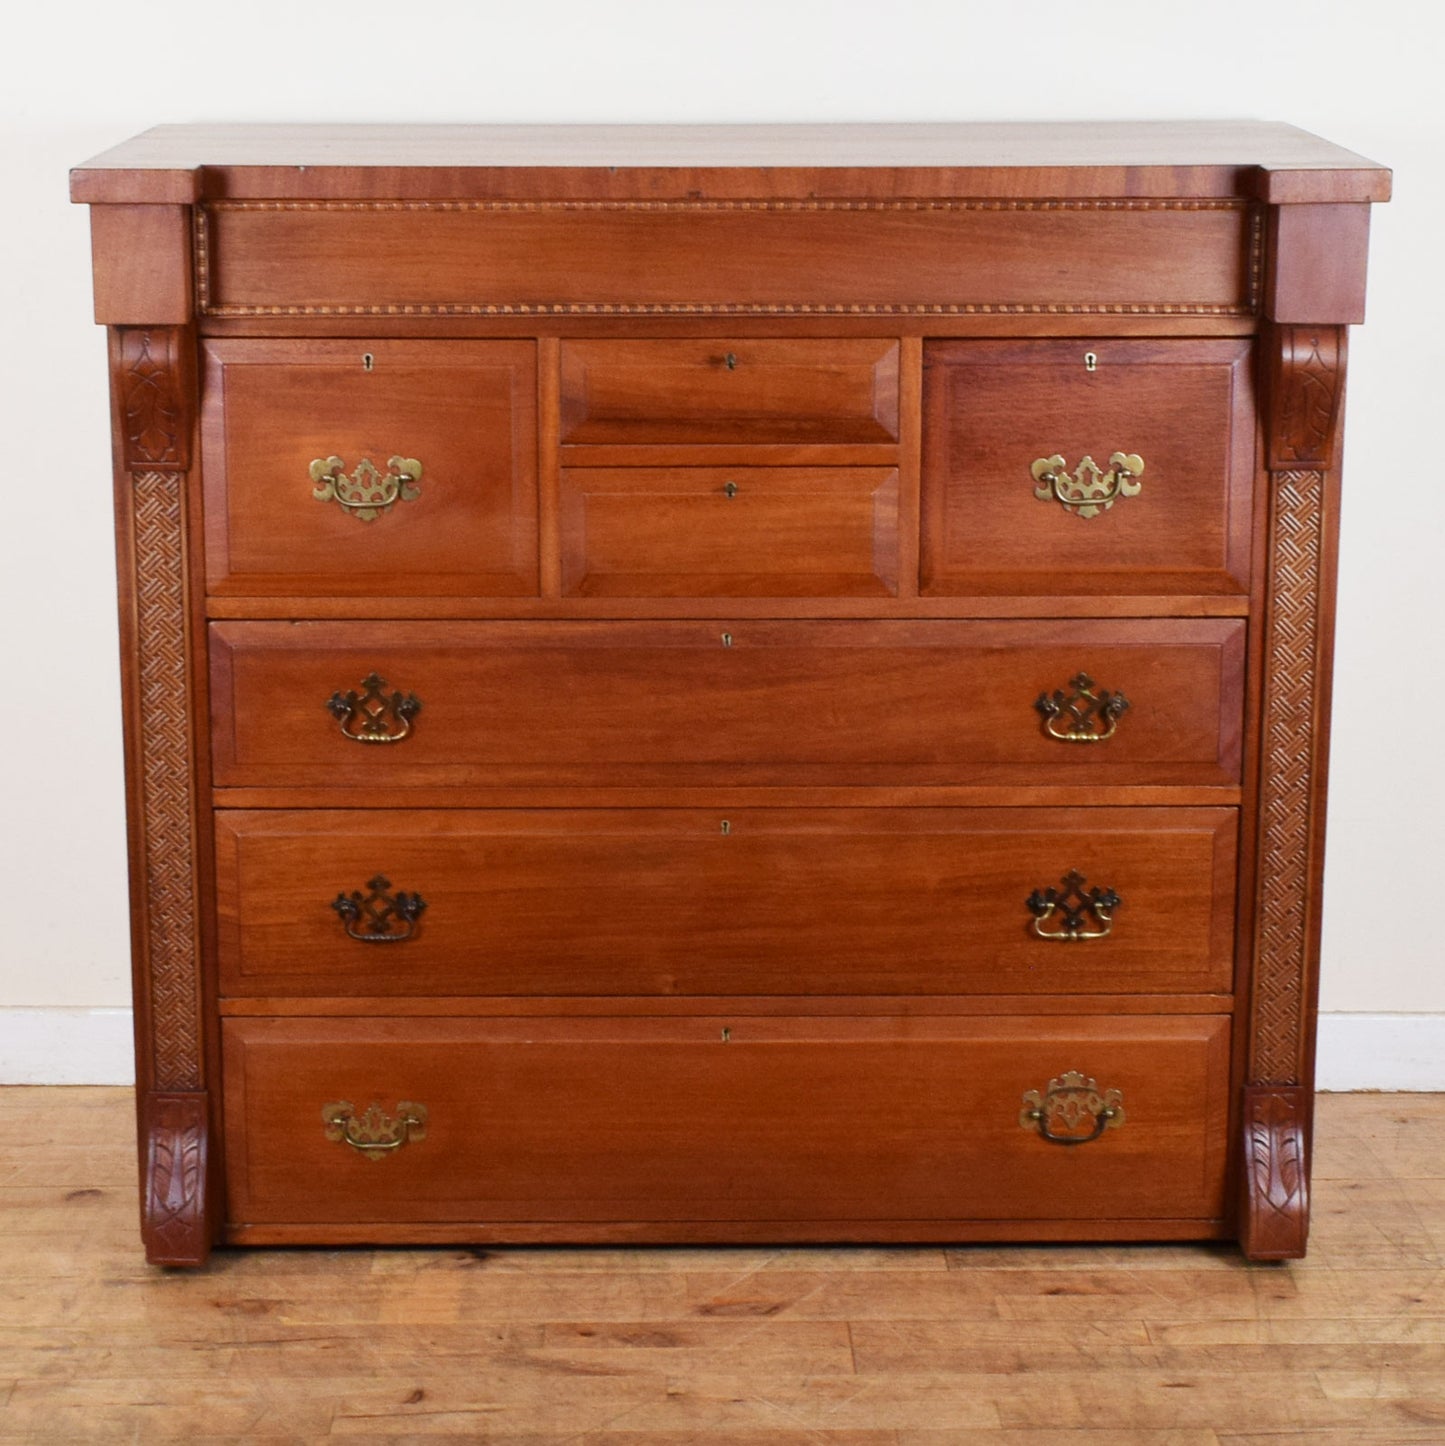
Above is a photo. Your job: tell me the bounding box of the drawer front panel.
[200,202,1256,317]
[202,339,539,596]
[922,339,1254,596]
[209,619,1245,788]
[222,1014,1232,1225]
[559,339,899,445]
[216,807,1237,997]
[560,467,900,596]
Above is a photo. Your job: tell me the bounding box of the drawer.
[201,339,538,596]
[208,619,1245,789]
[216,807,1237,998]
[559,466,899,596]
[921,339,1254,596]
[221,1014,1232,1227]
[558,339,899,445]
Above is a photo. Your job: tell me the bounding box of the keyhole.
[720,819,731,835]
[723,481,738,498]
[724,352,738,370]
[721,1027,732,1043]
[721,632,733,648]
[1084,351,1097,373]
[362,353,375,372]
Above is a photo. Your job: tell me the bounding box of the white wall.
[2,0,1440,1083]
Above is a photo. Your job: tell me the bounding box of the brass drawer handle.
[1036,672,1128,743]
[331,874,427,942]
[322,1101,427,1159]
[311,454,422,522]
[1027,869,1120,941]
[326,672,421,744]
[1020,1072,1125,1145]
[1031,451,1144,519]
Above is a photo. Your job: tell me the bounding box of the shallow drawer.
[922,339,1254,597]
[201,339,538,596]
[559,339,899,445]
[216,806,1237,998]
[559,466,899,596]
[222,1014,1232,1227]
[208,619,1245,789]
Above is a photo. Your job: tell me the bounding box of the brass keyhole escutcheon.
[720,819,731,835]
[721,1027,732,1043]
[362,352,374,372]
[723,481,738,498]
[1084,351,1097,372]
[724,352,738,370]
[721,632,733,648]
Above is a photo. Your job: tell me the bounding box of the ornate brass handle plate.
[331,874,427,942]
[311,454,421,522]
[326,672,421,744]
[1027,869,1120,941]
[322,1101,427,1160]
[1031,451,1144,519]
[1020,1072,1125,1145]
[1036,672,1129,743]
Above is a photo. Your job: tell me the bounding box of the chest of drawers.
[72,122,1389,1265]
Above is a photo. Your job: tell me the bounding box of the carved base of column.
[143,1091,212,1267]
[1240,1084,1311,1261]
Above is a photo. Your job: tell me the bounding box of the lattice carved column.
[1241,323,1347,1260]
[112,324,212,1266]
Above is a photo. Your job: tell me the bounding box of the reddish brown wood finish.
[214,807,1237,998]
[921,339,1255,597]
[200,340,538,596]
[222,1013,1232,1228]
[558,467,900,596]
[207,619,1246,789]
[559,339,900,444]
[198,203,1257,319]
[74,122,1385,1266]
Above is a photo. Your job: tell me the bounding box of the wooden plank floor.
[1,1089,1442,1443]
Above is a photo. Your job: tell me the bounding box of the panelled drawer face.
[215,807,1237,997]
[559,467,900,597]
[222,1015,1232,1226]
[921,339,1255,597]
[559,339,900,445]
[208,619,1245,789]
[201,339,539,596]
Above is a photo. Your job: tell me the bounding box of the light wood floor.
[1,1090,1443,1443]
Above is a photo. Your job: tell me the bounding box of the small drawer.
[215,806,1237,998]
[208,618,1245,790]
[559,339,900,445]
[222,1014,1232,1228]
[560,466,899,596]
[201,339,539,597]
[922,338,1254,597]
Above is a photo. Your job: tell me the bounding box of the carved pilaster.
[113,325,211,1265]
[1242,324,1345,1260]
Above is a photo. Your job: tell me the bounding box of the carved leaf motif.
[121,330,184,469]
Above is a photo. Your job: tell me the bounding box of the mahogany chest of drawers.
[72,122,1389,1265]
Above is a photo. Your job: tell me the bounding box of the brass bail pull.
[1035,672,1128,743]
[1019,1072,1125,1145]
[331,874,427,942]
[1030,451,1144,519]
[322,1101,428,1160]
[326,672,422,744]
[1026,870,1120,942]
[311,454,422,522]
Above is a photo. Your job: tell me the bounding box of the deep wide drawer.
[215,807,1237,997]
[208,619,1245,789]
[222,1014,1232,1226]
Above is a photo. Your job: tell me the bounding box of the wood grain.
[1,1088,1439,1442]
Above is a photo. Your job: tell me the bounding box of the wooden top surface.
[71,121,1390,206]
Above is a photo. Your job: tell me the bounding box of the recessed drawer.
[208,619,1245,789]
[922,339,1254,597]
[201,339,539,596]
[216,807,1237,998]
[560,466,899,596]
[559,339,899,445]
[221,1014,1232,1227]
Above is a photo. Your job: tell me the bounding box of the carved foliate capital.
[1266,324,1345,471]
[118,327,191,472]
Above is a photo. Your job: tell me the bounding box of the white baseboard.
[0,1007,1440,1090]
[1315,1013,1445,1092]
[0,1008,134,1084]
